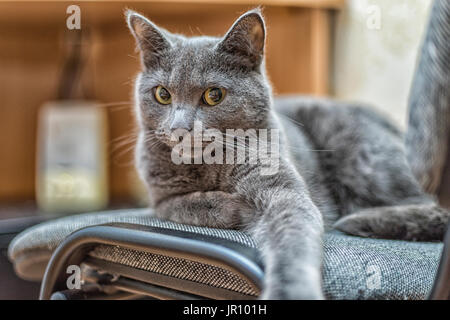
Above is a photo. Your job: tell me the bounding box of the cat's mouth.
[153,130,216,162]
[155,130,213,149]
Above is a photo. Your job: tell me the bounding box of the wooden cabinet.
[0,0,343,203]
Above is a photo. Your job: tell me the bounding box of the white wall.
[332,0,432,129]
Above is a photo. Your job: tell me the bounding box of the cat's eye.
[202,87,226,106]
[154,85,172,105]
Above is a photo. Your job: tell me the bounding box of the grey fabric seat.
[8,208,443,300]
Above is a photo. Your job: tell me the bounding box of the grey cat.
[126,9,450,299]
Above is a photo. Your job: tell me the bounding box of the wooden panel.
[310,8,330,95]
[0,0,344,10]
[0,2,336,202]
[0,27,63,200]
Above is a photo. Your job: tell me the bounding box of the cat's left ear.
[217,9,266,70]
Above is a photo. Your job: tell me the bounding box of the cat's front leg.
[248,199,324,300]
[231,163,325,300]
[155,191,252,229]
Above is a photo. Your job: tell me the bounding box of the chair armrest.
[39,223,264,300]
[0,216,47,250]
[429,223,450,299]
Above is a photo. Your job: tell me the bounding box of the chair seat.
[8,208,443,300]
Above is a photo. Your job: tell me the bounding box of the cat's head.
[126,9,272,146]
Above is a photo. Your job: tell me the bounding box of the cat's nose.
[169,121,192,132]
[169,119,192,132]
[169,109,193,132]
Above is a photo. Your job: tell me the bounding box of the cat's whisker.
[277,112,305,127]
[188,25,195,36]
[110,131,139,143]
[110,138,136,151]
[221,132,333,154]
[109,131,141,159]
[110,142,136,158]
[95,101,132,108]
[195,26,204,35]
[111,151,136,167]
[127,54,139,61]
[122,79,135,86]
[93,101,134,113]
[283,144,335,153]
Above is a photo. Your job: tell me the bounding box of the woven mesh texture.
[322,232,442,300]
[88,245,259,296]
[8,208,444,299]
[8,208,256,262]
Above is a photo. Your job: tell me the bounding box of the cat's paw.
[333,212,380,238]
[259,278,324,300]
[222,193,254,222]
[260,286,324,300]
[333,208,403,239]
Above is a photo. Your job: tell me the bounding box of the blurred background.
[0,0,434,219]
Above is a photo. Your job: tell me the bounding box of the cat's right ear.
[126,10,171,69]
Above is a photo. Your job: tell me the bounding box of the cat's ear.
[126,10,171,69]
[217,9,266,70]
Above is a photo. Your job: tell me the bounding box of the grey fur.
[126,8,449,299]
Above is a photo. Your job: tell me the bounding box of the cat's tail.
[405,0,450,194]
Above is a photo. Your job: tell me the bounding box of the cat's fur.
[126,9,450,299]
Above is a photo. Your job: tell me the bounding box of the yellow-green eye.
[203,87,226,106]
[154,85,172,105]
